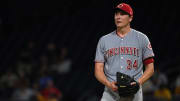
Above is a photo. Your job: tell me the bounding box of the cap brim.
[114,8,131,16]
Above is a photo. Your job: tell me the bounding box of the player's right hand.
[107,81,118,91]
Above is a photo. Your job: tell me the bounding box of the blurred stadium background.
[0,0,180,101]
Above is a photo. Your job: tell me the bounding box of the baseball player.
[94,3,155,101]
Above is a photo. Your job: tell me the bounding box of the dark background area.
[0,0,180,101]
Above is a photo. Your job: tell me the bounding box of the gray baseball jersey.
[95,28,154,82]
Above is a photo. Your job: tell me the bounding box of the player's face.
[114,11,133,28]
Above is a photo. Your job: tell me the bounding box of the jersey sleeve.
[94,37,105,63]
[142,35,155,60]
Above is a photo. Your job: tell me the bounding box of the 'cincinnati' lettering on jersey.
[105,47,139,58]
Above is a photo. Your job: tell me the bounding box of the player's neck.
[116,26,131,37]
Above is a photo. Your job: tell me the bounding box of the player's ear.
[129,15,133,22]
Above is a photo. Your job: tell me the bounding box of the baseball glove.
[116,72,140,97]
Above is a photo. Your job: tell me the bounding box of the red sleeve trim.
[143,58,154,65]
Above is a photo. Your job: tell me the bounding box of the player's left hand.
[137,79,143,85]
[116,72,140,97]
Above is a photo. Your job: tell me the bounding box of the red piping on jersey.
[143,58,154,65]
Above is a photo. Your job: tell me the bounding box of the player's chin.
[115,23,123,27]
[116,25,124,28]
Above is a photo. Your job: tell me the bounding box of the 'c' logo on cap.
[119,4,123,8]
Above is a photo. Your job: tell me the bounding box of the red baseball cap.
[115,3,133,16]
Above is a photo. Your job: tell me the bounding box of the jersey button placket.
[120,56,124,69]
[120,37,124,70]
